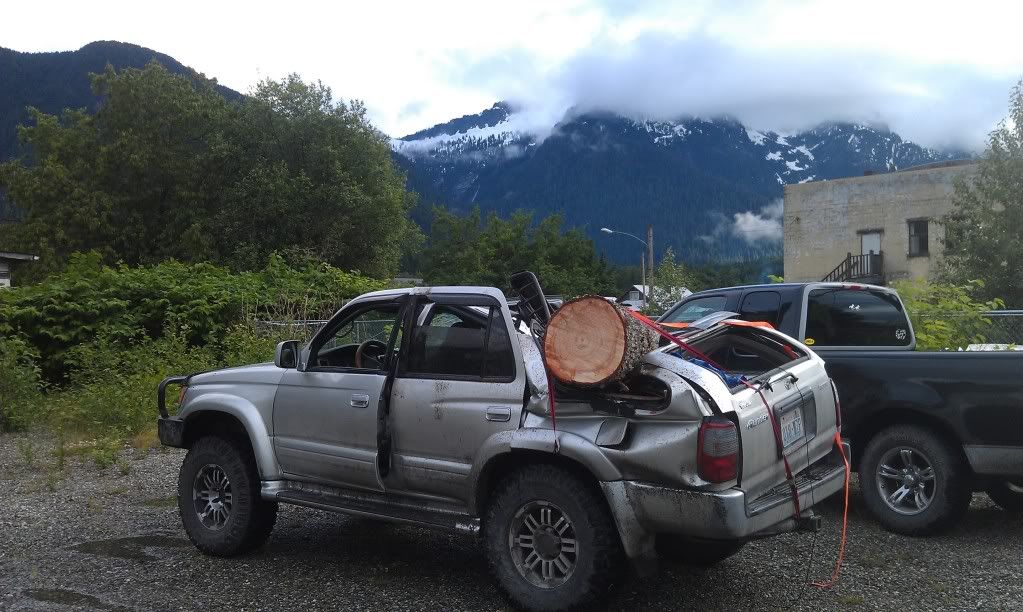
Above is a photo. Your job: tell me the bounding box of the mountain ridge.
[0,41,240,160]
[394,103,966,263]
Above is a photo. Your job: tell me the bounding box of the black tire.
[483,464,624,611]
[986,480,1023,513]
[656,535,746,566]
[178,435,277,556]
[859,425,971,536]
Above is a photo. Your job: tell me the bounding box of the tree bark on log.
[543,295,658,387]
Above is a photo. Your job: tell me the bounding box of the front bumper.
[603,441,849,558]
[158,416,186,448]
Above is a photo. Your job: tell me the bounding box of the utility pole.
[646,224,654,305]
[640,252,646,309]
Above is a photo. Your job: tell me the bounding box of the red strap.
[813,432,851,588]
[627,310,801,518]
[721,319,775,329]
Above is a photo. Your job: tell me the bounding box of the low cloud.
[731,199,783,244]
[468,30,1017,151]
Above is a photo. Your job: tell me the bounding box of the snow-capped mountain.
[393,103,963,263]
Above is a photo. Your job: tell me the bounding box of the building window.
[908,219,929,257]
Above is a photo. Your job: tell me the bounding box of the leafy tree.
[220,75,420,276]
[420,207,618,297]
[0,63,417,280]
[941,80,1023,307]
[891,278,1003,350]
[647,248,696,313]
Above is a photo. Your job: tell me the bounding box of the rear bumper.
[603,441,849,557]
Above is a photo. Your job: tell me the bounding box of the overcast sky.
[4,0,1021,149]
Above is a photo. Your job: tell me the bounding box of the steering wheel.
[355,339,388,369]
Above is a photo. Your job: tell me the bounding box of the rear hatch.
[682,324,838,503]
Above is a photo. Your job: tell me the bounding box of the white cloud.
[2,0,1021,149]
[732,199,783,244]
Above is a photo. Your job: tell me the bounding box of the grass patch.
[106,485,130,496]
[141,496,178,508]
[131,428,160,451]
[16,437,37,468]
[837,594,864,606]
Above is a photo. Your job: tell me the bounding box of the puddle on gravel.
[23,588,131,611]
[70,534,191,561]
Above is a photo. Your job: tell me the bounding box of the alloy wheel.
[507,500,578,589]
[876,446,936,515]
[193,464,233,530]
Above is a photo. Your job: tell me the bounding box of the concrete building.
[783,160,979,285]
[0,251,39,288]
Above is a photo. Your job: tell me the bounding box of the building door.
[861,232,881,274]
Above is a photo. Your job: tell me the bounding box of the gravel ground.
[1,432,1021,612]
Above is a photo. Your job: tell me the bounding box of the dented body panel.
[158,285,846,567]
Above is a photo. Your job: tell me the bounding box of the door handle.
[486,406,511,422]
[351,393,370,408]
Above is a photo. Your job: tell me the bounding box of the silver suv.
[157,285,848,611]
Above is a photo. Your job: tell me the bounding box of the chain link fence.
[980,310,1023,345]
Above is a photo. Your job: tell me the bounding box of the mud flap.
[600,481,658,577]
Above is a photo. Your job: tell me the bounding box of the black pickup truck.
[659,282,1023,535]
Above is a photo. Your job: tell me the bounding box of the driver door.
[272,298,405,491]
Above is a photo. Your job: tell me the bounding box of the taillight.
[698,417,738,482]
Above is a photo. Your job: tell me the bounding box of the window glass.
[805,289,912,346]
[312,303,400,369]
[483,309,516,378]
[908,219,929,256]
[405,303,514,379]
[322,306,398,351]
[661,295,727,324]
[739,291,782,327]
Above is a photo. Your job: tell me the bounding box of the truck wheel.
[178,435,277,556]
[656,535,746,566]
[483,464,624,611]
[860,425,971,536]
[986,480,1023,512]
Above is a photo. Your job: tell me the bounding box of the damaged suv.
[157,282,848,611]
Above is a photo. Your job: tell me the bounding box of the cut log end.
[543,295,657,386]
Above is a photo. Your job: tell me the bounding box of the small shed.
[0,251,39,287]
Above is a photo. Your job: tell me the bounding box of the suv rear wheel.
[483,464,623,611]
[178,435,277,556]
[860,425,971,535]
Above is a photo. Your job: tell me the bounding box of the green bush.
[0,253,383,442]
[0,252,384,381]
[892,278,1004,350]
[0,336,44,431]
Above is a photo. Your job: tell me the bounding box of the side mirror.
[274,340,300,369]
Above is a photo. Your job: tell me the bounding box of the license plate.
[779,409,804,447]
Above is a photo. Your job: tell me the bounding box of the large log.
[543,295,658,386]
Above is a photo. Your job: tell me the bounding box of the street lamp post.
[601,227,652,307]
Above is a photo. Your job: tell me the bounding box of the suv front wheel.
[178,435,278,556]
[483,464,623,611]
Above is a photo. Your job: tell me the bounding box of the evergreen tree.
[940,80,1023,307]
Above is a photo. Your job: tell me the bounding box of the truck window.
[661,295,727,324]
[805,288,912,347]
[739,291,782,327]
[405,304,515,379]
